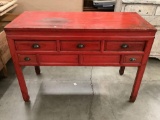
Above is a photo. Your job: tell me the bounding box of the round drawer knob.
[77,44,85,48]
[121,44,128,49]
[130,58,136,62]
[32,44,40,49]
[24,57,31,61]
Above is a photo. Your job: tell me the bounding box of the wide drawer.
[15,41,56,51]
[39,55,78,64]
[105,42,145,51]
[82,55,120,64]
[60,41,101,51]
[18,54,37,64]
[123,55,143,63]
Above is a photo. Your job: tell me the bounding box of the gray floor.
[0,58,160,120]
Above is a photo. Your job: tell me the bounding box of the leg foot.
[22,93,30,102]
[129,96,136,102]
[119,66,125,75]
[35,66,40,75]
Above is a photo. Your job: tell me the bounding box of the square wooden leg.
[15,65,30,102]
[129,65,146,102]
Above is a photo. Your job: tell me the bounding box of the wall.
[114,0,122,12]
[13,0,83,14]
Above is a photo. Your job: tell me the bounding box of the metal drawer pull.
[77,44,85,48]
[121,44,128,48]
[32,44,40,49]
[24,57,31,61]
[130,58,136,62]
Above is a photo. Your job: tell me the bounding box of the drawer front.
[60,41,101,51]
[105,42,145,51]
[82,55,120,64]
[18,55,37,63]
[15,41,56,51]
[123,55,143,63]
[124,5,156,16]
[39,55,78,64]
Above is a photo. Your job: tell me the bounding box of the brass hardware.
[130,58,136,62]
[77,44,85,48]
[32,44,40,49]
[121,44,128,48]
[24,57,31,61]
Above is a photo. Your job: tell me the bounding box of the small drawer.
[39,55,78,64]
[60,41,100,51]
[15,41,56,51]
[105,42,145,51]
[82,55,120,64]
[123,55,143,63]
[18,55,37,63]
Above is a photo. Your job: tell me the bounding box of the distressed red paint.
[5,12,156,102]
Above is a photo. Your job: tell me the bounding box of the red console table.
[4,12,156,102]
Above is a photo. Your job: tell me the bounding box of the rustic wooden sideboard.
[4,12,156,102]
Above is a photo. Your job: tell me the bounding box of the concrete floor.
[0,58,160,120]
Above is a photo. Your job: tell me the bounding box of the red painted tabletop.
[5,11,156,31]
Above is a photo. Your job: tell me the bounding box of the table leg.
[7,38,30,102]
[119,66,125,75]
[129,65,146,102]
[15,64,30,102]
[35,66,40,75]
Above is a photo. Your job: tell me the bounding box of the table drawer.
[39,55,78,64]
[82,55,120,64]
[18,55,37,63]
[123,55,143,63]
[60,41,101,51]
[105,42,145,51]
[15,41,56,51]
